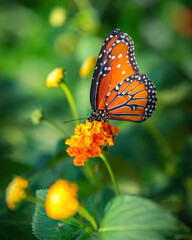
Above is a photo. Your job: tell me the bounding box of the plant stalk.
[60,82,79,123]
[25,195,45,206]
[77,205,98,231]
[100,152,120,196]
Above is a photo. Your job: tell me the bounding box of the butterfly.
[88,29,157,123]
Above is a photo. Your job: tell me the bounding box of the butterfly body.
[88,29,157,123]
[88,109,108,122]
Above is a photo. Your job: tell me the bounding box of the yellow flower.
[49,7,67,27]
[31,109,44,125]
[65,120,120,166]
[79,56,96,77]
[45,180,79,220]
[46,68,64,87]
[6,176,29,210]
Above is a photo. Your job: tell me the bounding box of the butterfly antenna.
[63,118,87,124]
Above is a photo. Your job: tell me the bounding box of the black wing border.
[90,29,139,112]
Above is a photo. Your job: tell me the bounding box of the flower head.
[46,68,64,88]
[45,180,79,220]
[65,120,120,166]
[6,176,29,210]
[49,7,67,27]
[31,109,44,125]
[79,56,96,77]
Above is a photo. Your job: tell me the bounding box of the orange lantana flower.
[65,120,120,166]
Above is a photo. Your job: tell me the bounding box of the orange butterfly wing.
[90,29,139,110]
[106,74,156,122]
[90,29,157,122]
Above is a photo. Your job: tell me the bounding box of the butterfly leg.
[88,121,95,131]
[107,120,114,136]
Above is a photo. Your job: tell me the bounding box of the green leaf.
[99,195,187,240]
[32,189,79,240]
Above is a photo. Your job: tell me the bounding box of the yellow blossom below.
[6,176,29,210]
[45,180,79,220]
[46,68,64,88]
[49,7,67,27]
[65,120,120,166]
[79,56,96,77]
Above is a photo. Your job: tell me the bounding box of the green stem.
[77,205,98,231]
[83,162,98,186]
[62,217,85,228]
[25,195,45,206]
[100,152,120,196]
[43,117,67,137]
[60,82,79,123]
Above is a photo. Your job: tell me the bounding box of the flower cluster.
[46,68,64,87]
[6,176,29,210]
[65,120,120,166]
[45,180,79,220]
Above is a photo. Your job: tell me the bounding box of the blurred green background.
[0,0,192,239]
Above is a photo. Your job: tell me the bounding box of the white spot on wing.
[117,64,121,68]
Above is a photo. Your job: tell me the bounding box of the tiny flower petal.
[92,133,105,145]
[79,56,96,77]
[87,144,101,157]
[45,180,79,220]
[6,176,29,210]
[65,120,120,166]
[46,68,64,88]
[73,153,89,166]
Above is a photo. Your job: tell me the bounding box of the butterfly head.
[88,109,108,122]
